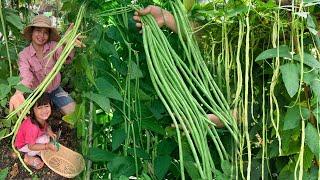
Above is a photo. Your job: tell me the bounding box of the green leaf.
[183,0,195,11]
[4,9,24,30]
[7,76,20,86]
[87,148,116,162]
[112,128,127,151]
[0,84,10,99]
[310,79,320,98]
[221,160,232,175]
[255,45,291,61]
[119,175,129,180]
[0,129,7,138]
[305,123,320,159]
[303,146,314,170]
[62,102,85,126]
[127,147,150,160]
[283,106,310,130]
[154,155,172,180]
[95,77,123,101]
[96,38,118,59]
[110,111,124,126]
[128,60,143,79]
[157,139,177,156]
[141,118,165,135]
[84,92,110,113]
[0,167,9,179]
[184,161,201,179]
[15,84,33,93]
[280,63,300,97]
[107,156,136,178]
[292,53,320,69]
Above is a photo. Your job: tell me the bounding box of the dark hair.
[29,92,52,129]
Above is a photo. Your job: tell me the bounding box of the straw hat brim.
[23,25,60,41]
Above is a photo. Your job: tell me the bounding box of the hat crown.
[31,15,52,27]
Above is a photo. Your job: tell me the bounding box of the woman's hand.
[9,90,25,113]
[133,5,177,32]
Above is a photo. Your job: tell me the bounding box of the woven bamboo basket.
[40,144,85,178]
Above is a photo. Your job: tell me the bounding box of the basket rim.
[40,144,85,178]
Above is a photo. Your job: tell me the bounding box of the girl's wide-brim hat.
[23,15,60,41]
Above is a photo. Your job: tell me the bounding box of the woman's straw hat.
[23,15,60,41]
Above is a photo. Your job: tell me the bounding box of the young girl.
[15,93,58,170]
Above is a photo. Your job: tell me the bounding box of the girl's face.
[33,103,51,123]
[31,27,49,46]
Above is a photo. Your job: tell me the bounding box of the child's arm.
[28,143,57,151]
[47,125,57,140]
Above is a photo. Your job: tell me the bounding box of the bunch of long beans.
[0,4,86,174]
[141,1,240,179]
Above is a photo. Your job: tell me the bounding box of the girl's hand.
[47,126,57,140]
[133,5,177,32]
[46,143,58,152]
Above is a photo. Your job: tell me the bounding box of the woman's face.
[33,103,51,123]
[31,27,49,46]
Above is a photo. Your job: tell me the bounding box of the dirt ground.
[0,111,80,179]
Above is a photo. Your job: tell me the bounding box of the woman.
[9,15,78,115]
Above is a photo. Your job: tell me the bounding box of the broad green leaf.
[255,45,291,61]
[214,169,227,180]
[221,160,232,175]
[311,79,320,98]
[95,77,123,101]
[157,139,177,156]
[107,156,136,178]
[110,111,124,126]
[154,155,172,180]
[283,106,310,130]
[119,175,129,180]
[303,70,318,85]
[183,0,195,11]
[4,9,24,30]
[84,92,110,113]
[225,5,249,17]
[0,84,10,99]
[303,146,314,170]
[280,63,300,97]
[87,148,116,162]
[62,102,85,126]
[141,118,165,135]
[96,39,118,59]
[292,53,320,69]
[305,123,320,159]
[15,84,33,93]
[80,55,95,85]
[112,128,127,151]
[0,129,7,138]
[306,15,318,34]
[0,167,9,179]
[184,161,201,179]
[127,147,150,160]
[128,60,143,79]
[7,76,20,86]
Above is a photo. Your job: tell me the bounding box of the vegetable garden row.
[0,0,319,179]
